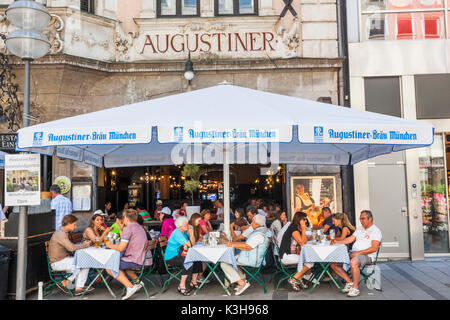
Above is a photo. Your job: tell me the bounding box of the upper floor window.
[81,0,95,14]
[215,0,258,15]
[157,0,200,17]
[361,0,447,40]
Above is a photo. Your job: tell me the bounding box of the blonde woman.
[331,213,355,241]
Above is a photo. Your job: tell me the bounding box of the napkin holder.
[208,232,220,246]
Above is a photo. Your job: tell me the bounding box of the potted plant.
[182,164,201,218]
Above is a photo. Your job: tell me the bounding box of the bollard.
[38,281,43,300]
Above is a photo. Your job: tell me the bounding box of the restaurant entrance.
[101,164,286,217]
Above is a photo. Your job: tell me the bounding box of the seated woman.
[105,209,152,300]
[233,208,245,220]
[270,210,288,241]
[188,213,204,289]
[83,213,111,243]
[199,209,213,237]
[164,216,202,296]
[159,207,176,246]
[331,212,355,244]
[278,212,314,291]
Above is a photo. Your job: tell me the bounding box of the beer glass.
[312,230,317,245]
[94,237,100,248]
[104,237,109,247]
[330,229,335,245]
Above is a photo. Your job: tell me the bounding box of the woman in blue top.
[164,216,202,296]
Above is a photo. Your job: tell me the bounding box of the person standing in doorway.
[51,184,73,231]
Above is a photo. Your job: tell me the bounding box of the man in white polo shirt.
[330,210,382,297]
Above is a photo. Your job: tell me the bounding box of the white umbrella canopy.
[15,84,434,239]
[16,84,433,167]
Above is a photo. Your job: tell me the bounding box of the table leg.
[98,269,116,299]
[194,262,231,296]
[309,263,329,294]
[80,270,100,298]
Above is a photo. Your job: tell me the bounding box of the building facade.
[0,0,346,231]
[346,0,450,260]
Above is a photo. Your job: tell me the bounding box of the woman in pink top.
[159,207,176,246]
[199,209,213,237]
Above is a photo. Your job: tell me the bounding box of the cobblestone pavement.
[29,258,450,300]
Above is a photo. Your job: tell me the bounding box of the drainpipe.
[336,0,356,224]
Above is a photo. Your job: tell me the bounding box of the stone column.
[141,0,157,18]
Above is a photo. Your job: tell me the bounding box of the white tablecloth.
[184,245,237,270]
[73,247,121,278]
[298,241,350,272]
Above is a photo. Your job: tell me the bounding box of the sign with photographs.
[290,176,337,226]
[5,154,40,206]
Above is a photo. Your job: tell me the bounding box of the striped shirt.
[51,194,72,230]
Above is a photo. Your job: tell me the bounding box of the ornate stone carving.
[71,33,110,50]
[178,21,234,33]
[114,24,139,62]
[0,13,65,55]
[276,17,301,57]
[42,14,65,54]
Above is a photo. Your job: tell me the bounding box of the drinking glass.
[330,229,335,245]
[312,230,317,245]
[94,237,100,248]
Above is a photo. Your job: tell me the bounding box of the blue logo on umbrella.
[33,132,43,147]
[314,126,323,142]
[174,127,183,142]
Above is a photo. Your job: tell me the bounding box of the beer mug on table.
[94,237,100,248]
[329,229,335,245]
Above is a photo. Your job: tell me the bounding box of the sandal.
[178,286,191,296]
[190,281,199,289]
[288,278,303,291]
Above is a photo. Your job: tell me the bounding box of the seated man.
[48,214,92,295]
[316,207,339,235]
[105,209,153,300]
[246,206,258,224]
[229,217,254,242]
[136,204,152,221]
[330,210,382,297]
[220,215,272,296]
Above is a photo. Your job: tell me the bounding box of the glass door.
[419,133,450,253]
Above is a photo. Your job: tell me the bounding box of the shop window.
[215,0,258,16]
[364,77,402,117]
[157,0,200,17]
[396,15,414,39]
[80,0,95,14]
[366,16,386,39]
[419,135,449,254]
[423,14,441,38]
[415,74,450,119]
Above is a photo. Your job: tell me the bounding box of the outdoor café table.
[184,244,237,296]
[73,246,121,298]
[298,241,350,294]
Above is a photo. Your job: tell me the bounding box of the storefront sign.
[299,125,434,145]
[158,125,292,143]
[84,150,103,168]
[5,154,41,206]
[0,133,17,151]
[132,17,301,61]
[17,126,152,148]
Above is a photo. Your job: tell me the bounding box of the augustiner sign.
[133,17,300,60]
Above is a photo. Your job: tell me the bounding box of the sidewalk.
[29,258,450,300]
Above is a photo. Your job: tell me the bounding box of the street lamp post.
[4,0,51,300]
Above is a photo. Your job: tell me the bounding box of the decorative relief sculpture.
[276,17,301,57]
[114,24,139,61]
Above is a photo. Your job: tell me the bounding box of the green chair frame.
[160,244,184,293]
[271,241,307,292]
[43,241,74,297]
[141,243,163,287]
[121,240,158,299]
[239,241,271,294]
[358,245,382,291]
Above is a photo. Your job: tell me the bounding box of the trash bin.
[0,246,12,300]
